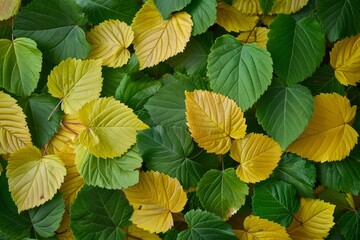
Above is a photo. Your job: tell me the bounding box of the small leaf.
[124,224,161,240]
[185,0,217,36]
[123,171,187,233]
[185,90,247,154]
[155,0,191,19]
[237,27,269,48]
[338,210,360,240]
[270,0,309,14]
[0,0,21,21]
[232,0,263,15]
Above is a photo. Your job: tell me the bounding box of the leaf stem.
[48,99,63,120]
[188,149,204,160]
[245,25,257,44]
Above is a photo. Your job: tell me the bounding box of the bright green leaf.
[338,210,360,240]
[155,0,191,19]
[185,0,217,35]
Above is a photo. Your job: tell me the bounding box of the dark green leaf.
[163,228,180,240]
[0,23,12,39]
[317,188,354,218]
[338,210,360,240]
[155,0,191,19]
[185,192,204,212]
[259,0,276,14]
[185,0,217,35]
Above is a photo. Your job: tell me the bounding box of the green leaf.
[29,193,65,238]
[75,145,142,189]
[196,169,248,220]
[70,185,133,239]
[252,179,300,227]
[0,24,12,39]
[256,81,314,149]
[207,35,273,111]
[185,0,217,35]
[272,153,316,197]
[14,0,91,64]
[0,37,42,97]
[267,15,325,85]
[338,210,360,240]
[177,209,237,240]
[260,0,276,14]
[318,189,354,216]
[77,0,140,25]
[155,0,191,19]
[316,0,360,42]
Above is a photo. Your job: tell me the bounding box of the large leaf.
[237,27,269,48]
[0,0,20,21]
[0,38,42,97]
[196,169,249,220]
[207,35,273,111]
[14,0,91,63]
[77,97,148,158]
[6,146,66,212]
[316,0,360,42]
[287,93,358,162]
[267,15,325,85]
[123,171,187,233]
[185,90,247,154]
[70,185,133,240]
[185,0,217,35]
[256,81,314,149]
[131,0,193,69]
[177,209,237,240]
[338,210,360,240]
[155,0,191,19]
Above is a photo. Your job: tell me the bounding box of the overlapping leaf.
[124,224,161,240]
[0,0,20,21]
[237,27,269,48]
[270,0,309,14]
[232,0,262,15]
[338,210,360,240]
[155,0,191,19]
[185,0,217,35]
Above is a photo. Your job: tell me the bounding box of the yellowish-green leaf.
[261,15,275,27]
[230,133,282,183]
[124,225,161,240]
[6,145,66,212]
[185,90,247,154]
[77,97,148,158]
[87,19,134,68]
[330,34,360,86]
[131,0,193,69]
[0,0,21,21]
[287,198,335,240]
[232,0,262,15]
[237,27,269,48]
[235,215,290,240]
[123,171,187,233]
[0,91,32,155]
[216,2,259,32]
[47,58,103,115]
[270,0,309,14]
[287,93,358,162]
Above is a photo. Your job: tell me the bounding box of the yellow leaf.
[6,145,66,212]
[123,171,187,233]
[87,19,134,68]
[47,58,103,115]
[287,198,335,240]
[77,97,148,158]
[346,193,356,210]
[0,0,21,21]
[185,90,247,154]
[56,210,75,240]
[330,34,360,86]
[237,27,269,48]
[230,133,282,183]
[287,93,358,162]
[131,0,193,69]
[261,15,276,27]
[270,0,309,14]
[232,0,262,15]
[216,2,259,33]
[0,91,32,155]
[124,224,161,240]
[235,215,290,240]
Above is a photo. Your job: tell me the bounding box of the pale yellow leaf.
[235,215,290,240]
[132,0,193,69]
[0,0,21,21]
[216,2,259,32]
[330,34,360,86]
[6,145,66,212]
[47,58,103,115]
[237,27,269,48]
[232,0,262,15]
[87,19,134,68]
[0,91,32,155]
[230,133,282,183]
[270,0,309,14]
[287,93,358,162]
[123,171,187,233]
[77,97,148,158]
[185,90,247,154]
[124,224,161,240]
[287,198,335,240]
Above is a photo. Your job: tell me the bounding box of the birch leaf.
[124,225,161,240]
[0,0,21,20]
[270,0,309,14]
[232,0,262,15]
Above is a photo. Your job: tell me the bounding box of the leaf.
[237,27,269,48]
[177,209,237,240]
[14,0,91,63]
[252,179,300,227]
[330,34,360,86]
[155,0,191,19]
[230,133,282,183]
[196,169,249,220]
[185,0,217,36]
[338,210,360,240]
[6,145,66,212]
[287,93,358,162]
[0,91,32,155]
[270,0,309,14]
[235,215,290,239]
[287,198,335,240]
[87,19,134,68]
[260,0,276,14]
[124,224,161,240]
[0,0,21,21]
[77,97,148,158]
[216,2,259,32]
[316,0,360,42]
[70,185,133,240]
[232,0,263,15]
[123,171,187,233]
[185,90,247,154]
[207,35,273,111]
[132,0,193,69]
[0,37,42,97]
[47,58,103,115]
[267,15,325,85]
[256,81,314,149]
